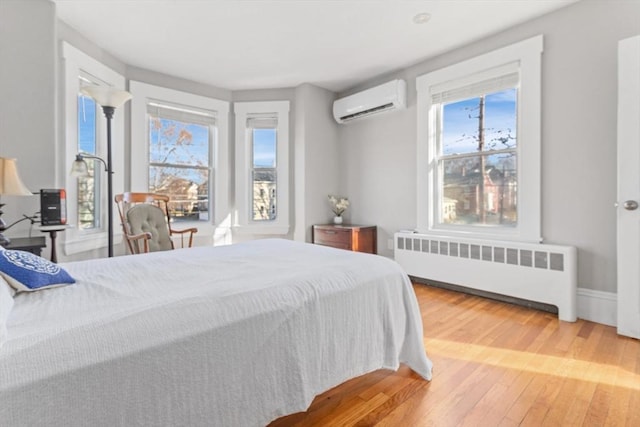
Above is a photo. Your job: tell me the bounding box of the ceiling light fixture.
[413,12,431,25]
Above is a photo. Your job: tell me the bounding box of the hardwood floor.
[269,284,640,427]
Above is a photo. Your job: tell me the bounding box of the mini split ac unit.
[333,79,407,124]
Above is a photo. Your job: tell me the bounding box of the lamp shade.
[0,157,31,196]
[81,86,132,108]
[70,156,90,178]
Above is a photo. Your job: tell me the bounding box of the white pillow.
[0,276,15,348]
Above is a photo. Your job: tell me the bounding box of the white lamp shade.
[0,157,32,196]
[70,158,90,177]
[81,86,132,108]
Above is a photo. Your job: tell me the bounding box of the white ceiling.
[53,0,578,93]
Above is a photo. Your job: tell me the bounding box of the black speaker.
[40,189,67,226]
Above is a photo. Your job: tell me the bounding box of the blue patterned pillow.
[0,249,75,292]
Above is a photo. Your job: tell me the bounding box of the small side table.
[3,236,46,256]
[39,225,69,263]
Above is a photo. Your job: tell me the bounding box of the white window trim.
[416,35,543,243]
[130,81,230,239]
[234,101,290,235]
[61,42,126,255]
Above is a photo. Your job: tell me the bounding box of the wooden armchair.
[115,192,198,254]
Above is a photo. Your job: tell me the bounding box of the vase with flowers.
[328,195,349,225]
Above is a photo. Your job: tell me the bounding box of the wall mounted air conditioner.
[333,79,407,123]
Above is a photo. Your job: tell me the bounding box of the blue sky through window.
[78,94,96,154]
[442,88,517,156]
[253,129,276,168]
[149,117,209,183]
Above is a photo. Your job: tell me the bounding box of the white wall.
[293,83,340,243]
[0,0,57,256]
[337,0,640,293]
[5,0,638,303]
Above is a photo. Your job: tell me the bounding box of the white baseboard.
[577,287,617,327]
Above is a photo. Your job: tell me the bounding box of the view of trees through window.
[148,114,210,221]
[77,86,100,230]
[252,128,277,221]
[439,88,518,227]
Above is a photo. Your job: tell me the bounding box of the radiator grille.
[396,235,564,271]
[394,232,577,321]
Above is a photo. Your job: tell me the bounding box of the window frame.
[234,101,290,235]
[147,100,214,222]
[249,119,278,222]
[130,81,230,241]
[77,75,102,231]
[416,35,543,243]
[62,42,126,255]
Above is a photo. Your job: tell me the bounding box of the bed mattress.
[0,238,432,426]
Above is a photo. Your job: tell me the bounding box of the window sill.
[63,231,123,255]
[232,224,290,236]
[420,225,542,244]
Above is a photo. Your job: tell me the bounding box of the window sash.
[147,104,214,222]
[77,75,102,231]
[434,90,520,229]
[250,123,277,222]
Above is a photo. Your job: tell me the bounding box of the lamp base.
[0,208,8,246]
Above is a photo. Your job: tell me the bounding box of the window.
[416,35,543,242]
[249,117,277,221]
[147,101,214,222]
[77,76,101,230]
[437,79,518,228]
[130,81,230,240]
[62,42,126,255]
[234,101,290,234]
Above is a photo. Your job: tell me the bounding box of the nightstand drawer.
[313,227,352,246]
[312,224,377,254]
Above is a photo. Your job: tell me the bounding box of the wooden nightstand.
[312,224,377,254]
[3,236,46,257]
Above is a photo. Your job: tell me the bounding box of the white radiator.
[394,232,577,322]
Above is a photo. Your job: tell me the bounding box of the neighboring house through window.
[147,101,213,222]
[416,35,543,242]
[234,101,290,235]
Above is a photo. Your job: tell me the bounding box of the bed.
[0,238,432,426]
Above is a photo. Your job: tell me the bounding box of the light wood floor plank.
[268,284,640,427]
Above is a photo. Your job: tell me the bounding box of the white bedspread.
[0,239,432,427]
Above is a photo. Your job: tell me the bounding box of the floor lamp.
[0,157,33,246]
[71,87,132,257]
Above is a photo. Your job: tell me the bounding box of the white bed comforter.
[0,239,432,427]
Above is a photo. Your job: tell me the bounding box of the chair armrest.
[127,231,153,241]
[169,227,198,235]
[168,227,198,248]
